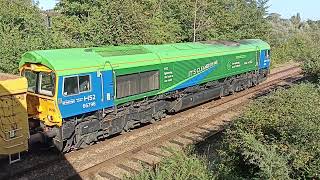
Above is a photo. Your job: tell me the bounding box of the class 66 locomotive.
[0,39,271,162]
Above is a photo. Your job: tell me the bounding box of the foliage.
[125,148,212,180]
[0,0,271,73]
[213,84,320,179]
[299,28,320,78]
[53,0,151,46]
[266,13,320,70]
[53,0,270,45]
[266,13,303,65]
[0,0,54,73]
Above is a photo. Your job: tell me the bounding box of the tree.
[190,0,270,41]
[0,0,53,73]
[291,13,302,29]
[52,0,270,45]
[53,0,151,46]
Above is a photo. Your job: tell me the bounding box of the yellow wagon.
[0,73,29,164]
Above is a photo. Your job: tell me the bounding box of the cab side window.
[63,75,91,96]
[63,76,79,96]
[79,75,90,93]
[266,50,271,59]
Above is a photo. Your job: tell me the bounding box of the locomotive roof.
[19,39,270,76]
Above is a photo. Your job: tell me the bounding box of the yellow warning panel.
[0,73,29,157]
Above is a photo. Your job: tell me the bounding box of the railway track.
[3,63,302,180]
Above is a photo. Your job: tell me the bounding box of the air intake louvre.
[116,70,159,98]
[94,46,151,57]
[201,40,240,46]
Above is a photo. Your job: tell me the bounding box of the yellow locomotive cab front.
[21,64,62,127]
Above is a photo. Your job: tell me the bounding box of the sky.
[37,0,320,21]
[36,0,57,10]
[268,0,320,20]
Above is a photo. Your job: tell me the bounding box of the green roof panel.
[19,39,270,76]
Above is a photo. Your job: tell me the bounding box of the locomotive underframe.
[50,68,269,152]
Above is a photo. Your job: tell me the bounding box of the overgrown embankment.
[212,83,320,179]
[128,83,320,179]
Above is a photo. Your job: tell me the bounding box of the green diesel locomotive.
[19,39,270,152]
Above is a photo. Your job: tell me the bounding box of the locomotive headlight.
[47,115,53,121]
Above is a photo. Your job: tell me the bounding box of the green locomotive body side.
[113,51,258,105]
[109,40,267,105]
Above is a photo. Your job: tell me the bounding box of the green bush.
[126,148,212,180]
[0,0,54,74]
[214,84,320,179]
[266,13,320,67]
[300,31,320,79]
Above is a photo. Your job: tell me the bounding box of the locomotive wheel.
[230,79,237,94]
[52,131,74,153]
[62,134,74,153]
[53,136,65,152]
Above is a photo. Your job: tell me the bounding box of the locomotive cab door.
[99,61,115,110]
[258,48,270,70]
[256,46,261,68]
[98,69,114,109]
